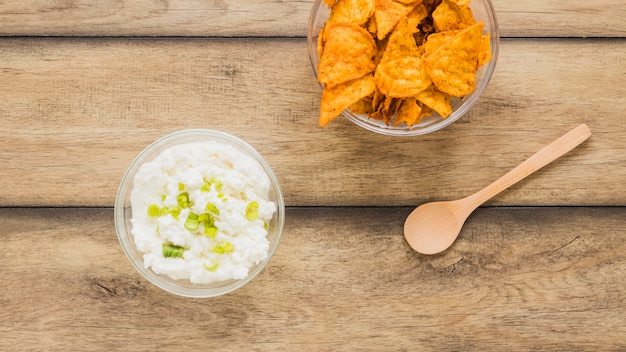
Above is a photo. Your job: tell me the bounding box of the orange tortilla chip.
[374,0,418,40]
[327,0,375,27]
[432,0,476,32]
[318,23,377,88]
[320,74,377,126]
[394,97,423,126]
[422,29,461,57]
[374,18,431,97]
[406,3,429,32]
[477,33,492,67]
[416,86,452,118]
[424,22,483,96]
[349,96,375,115]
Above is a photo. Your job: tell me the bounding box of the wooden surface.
[1,0,625,350]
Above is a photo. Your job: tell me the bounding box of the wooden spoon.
[404,124,592,255]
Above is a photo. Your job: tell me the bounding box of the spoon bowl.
[404,124,592,255]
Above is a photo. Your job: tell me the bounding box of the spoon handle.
[466,124,592,207]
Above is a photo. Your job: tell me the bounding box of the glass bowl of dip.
[307,0,499,136]
[115,129,285,298]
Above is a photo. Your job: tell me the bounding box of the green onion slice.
[205,202,220,215]
[184,212,199,231]
[246,201,259,220]
[162,243,184,258]
[177,192,190,208]
[203,262,219,272]
[147,204,161,217]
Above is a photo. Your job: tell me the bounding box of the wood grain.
[0,207,624,351]
[0,0,625,38]
[1,38,624,207]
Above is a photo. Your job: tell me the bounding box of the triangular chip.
[374,0,418,40]
[374,18,431,97]
[416,86,452,118]
[432,0,476,32]
[318,23,377,88]
[424,22,483,96]
[394,97,423,126]
[320,74,377,126]
[406,3,429,33]
[477,33,492,67]
[422,29,461,57]
[327,0,375,27]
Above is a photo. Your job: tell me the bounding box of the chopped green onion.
[162,243,184,258]
[184,212,199,231]
[203,262,219,272]
[221,241,233,253]
[147,204,161,217]
[205,202,220,215]
[177,192,190,208]
[161,194,167,202]
[204,225,218,238]
[178,182,185,191]
[213,241,233,254]
[169,206,181,220]
[246,201,259,221]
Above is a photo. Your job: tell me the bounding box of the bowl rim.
[114,128,285,298]
[307,0,500,136]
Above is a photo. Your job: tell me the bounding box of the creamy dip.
[130,141,276,284]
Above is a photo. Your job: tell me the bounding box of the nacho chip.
[477,32,492,67]
[424,22,483,96]
[327,0,375,27]
[432,0,476,32]
[374,0,418,40]
[449,0,470,7]
[350,96,375,115]
[374,18,431,97]
[422,29,461,57]
[318,23,377,88]
[406,3,429,33]
[394,97,423,126]
[320,74,377,126]
[416,86,452,118]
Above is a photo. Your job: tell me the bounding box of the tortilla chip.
[424,22,483,96]
[374,18,431,97]
[327,0,376,27]
[374,0,418,40]
[477,33,492,67]
[318,23,377,88]
[406,3,429,32]
[449,0,470,7]
[320,74,377,126]
[416,86,452,118]
[394,97,423,126]
[350,96,375,115]
[432,0,476,32]
[422,29,461,57]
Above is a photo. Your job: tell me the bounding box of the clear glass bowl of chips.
[307,0,499,136]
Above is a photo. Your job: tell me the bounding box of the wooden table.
[1,1,625,350]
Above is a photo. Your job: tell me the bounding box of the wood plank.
[0,207,624,351]
[1,38,624,207]
[0,0,625,38]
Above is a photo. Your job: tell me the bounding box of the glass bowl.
[307,0,500,136]
[114,129,285,298]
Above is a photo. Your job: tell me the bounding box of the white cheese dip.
[130,141,276,284]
